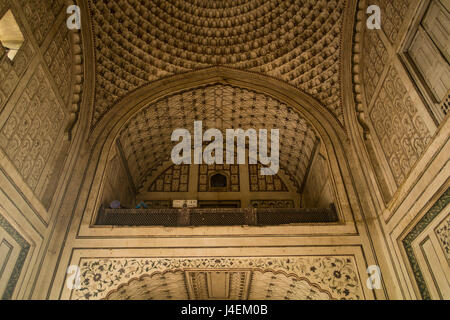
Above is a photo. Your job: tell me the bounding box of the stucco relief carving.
[369,67,432,186]
[145,162,293,194]
[0,42,34,111]
[0,65,67,194]
[72,256,362,300]
[362,30,388,106]
[249,164,288,192]
[44,22,73,107]
[199,163,240,192]
[373,0,412,44]
[105,270,189,300]
[103,268,333,300]
[149,164,190,192]
[435,215,450,261]
[119,84,318,190]
[89,0,346,126]
[18,0,64,45]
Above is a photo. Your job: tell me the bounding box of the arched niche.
[80,67,359,233]
[102,268,334,300]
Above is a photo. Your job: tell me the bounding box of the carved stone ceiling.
[71,256,363,300]
[89,0,346,127]
[105,269,333,300]
[118,84,318,190]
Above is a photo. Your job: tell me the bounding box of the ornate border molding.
[403,187,450,300]
[65,0,85,141]
[0,214,30,300]
[351,0,371,139]
[71,256,362,300]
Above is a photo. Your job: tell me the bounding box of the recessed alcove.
[95,83,337,227]
[0,0,449,302]
[210,173,228,189]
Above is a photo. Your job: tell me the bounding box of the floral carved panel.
[71,256,363,300]
[435,214,450,262]
[0,65,68,196]
[369,67,432,186]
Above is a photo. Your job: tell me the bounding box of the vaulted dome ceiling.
[118,84,318,190]
[74,256,362,300]
[104,269,333,300]
[88,0,347,127]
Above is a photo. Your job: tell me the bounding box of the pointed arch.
[84,67,357,227]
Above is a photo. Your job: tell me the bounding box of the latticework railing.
[96,206,338,226]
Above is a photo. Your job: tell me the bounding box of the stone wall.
[301,143,334,209]
[353,0,449,299]
[0,0,79,299]
[100,146,135,208]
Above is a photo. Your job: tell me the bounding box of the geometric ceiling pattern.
[89,0,346,126]
[71,256,363,300]
[104,269,333,300]
[118,84,318,190]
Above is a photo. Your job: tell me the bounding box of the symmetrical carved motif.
[144,162,296,196]
[199,163,240,192]
[249,270,332,300]
[369,67,432,186]
[373,0,412,44]
[119,85,318,190]
[187,270,249,300]
[0,65,67,194]
[249,164,288,192]
[89,0,346,126]
[0,43,34,112]
[18,0,64,45]
[149,165,190,192]
[435,215,450,261]
[362,30,388,106]
[250,200,294,208]
[44,22,72,107]
[105,270,188,300]
[71,256,362,300]
[104,268,333,300]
